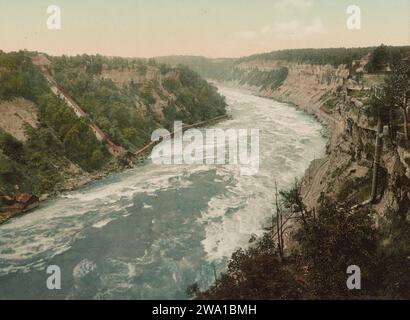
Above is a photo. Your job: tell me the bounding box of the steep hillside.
[166,47,410,215]
[49,55,227,151]
[0,98,38,142]
[230,48,410,219]
[0,51,227,223]
[190,46,410,300]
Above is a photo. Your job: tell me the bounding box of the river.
[0,85,326,299]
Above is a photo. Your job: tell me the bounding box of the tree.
[274,182,284,260]
[366,44,389,73]
[384,62,410,141]
[280,180,308,228]
[63,127,81,155]
[294,198,379,298]
[90,149,103,169]
[196,232,304,300]
[0,151,16,176]
[0,133,24,161]
[366,89,387,202]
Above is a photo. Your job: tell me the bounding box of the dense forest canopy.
[50,54,227,149]
[0,51,109,195]
[237,46,410,67]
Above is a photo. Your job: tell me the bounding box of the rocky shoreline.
[214,80,336,198]
[0,114,230,226]
[218,62,410,220]
[2,71,407,227]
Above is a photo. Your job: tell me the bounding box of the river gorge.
[0,85,327,299]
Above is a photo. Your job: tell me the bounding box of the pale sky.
[0,0,409,58]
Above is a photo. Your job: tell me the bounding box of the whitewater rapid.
[0,85,326,299]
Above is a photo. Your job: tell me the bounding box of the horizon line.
[2,43,410,61]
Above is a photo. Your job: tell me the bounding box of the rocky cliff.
[0,51,227,224]
[215,56,410,219]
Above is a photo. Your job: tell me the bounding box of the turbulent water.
[0,86,326,299]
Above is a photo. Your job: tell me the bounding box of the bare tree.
[371,117,384,203]
[274,181,284,260]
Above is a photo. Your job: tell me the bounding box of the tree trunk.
[371,117,383,203]
[403,106,409,141]
[388,106,394,141]
[274,182,284,261]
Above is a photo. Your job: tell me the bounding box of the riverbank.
[212,77,391,257]
[0,85,327,299]
[0,114,231,226]
[214,65,410,253]
[212,80,336,205]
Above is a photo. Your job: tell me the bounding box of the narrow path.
[33,57,126,158]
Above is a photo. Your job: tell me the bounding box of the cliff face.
[222,58,410,217]
[0,52,227,224]
[237,60,348,118]
[99,67,180,119]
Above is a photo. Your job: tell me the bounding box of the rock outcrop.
[221,58,409,218]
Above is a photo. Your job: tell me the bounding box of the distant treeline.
[237,46,410,67]
[155,56,236,81]
[156,46,410,82]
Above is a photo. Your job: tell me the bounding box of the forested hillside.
[0,51,109,197]
[0,51,226,203]
[50,55,227,150]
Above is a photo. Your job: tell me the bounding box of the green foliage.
[366,61,410,141]
[0,128,64,195]
[196,190,410,299]
[0,51,49,101]
[172,66,227,122]
[0,149,19,189]
[37,93,109,171]
[157,47,409,86]
[320,92,339,112]
[384,61,410,108]
[0,133,24,162]
[51,56,226,150]
[364,89,389,122]
[155,56,236,81]
[163,104,183,129]
[53,61,153,149]
[0,51,111,197]
[0,52,226,196]
[159,64,172,75]
[163,78,181,92]
[140,87,156,106]
[197,233,304,300]
[137,64,148,76]
[238,46,409,67]
[365,44,389,73]
[295,198,379,298]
